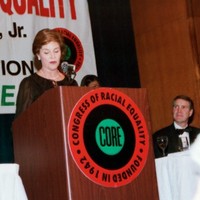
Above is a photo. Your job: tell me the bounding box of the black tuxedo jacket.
[152,123,200,158]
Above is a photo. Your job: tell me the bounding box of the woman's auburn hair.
[32,28,66,70]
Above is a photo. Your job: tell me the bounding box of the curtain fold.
[87,0,140,87]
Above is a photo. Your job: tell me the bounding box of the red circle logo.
[55,27,84,72]
[68,88,149,187]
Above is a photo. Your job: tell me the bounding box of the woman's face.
[37,41,61,71]
[88,80,100,88]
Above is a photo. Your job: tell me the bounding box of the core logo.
[68,88,149,187]
[95,119,125,156]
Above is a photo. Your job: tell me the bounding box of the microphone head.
[61,61,76,74]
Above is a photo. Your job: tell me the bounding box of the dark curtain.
[87,0,140,87]
[0,114,14,163]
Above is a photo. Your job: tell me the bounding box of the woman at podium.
[15,28,78,118]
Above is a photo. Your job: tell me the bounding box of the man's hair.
[172,95,194,110]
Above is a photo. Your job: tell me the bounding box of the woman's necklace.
[52,80,58,87]
[38,69,63,87]
[39,69,61,81]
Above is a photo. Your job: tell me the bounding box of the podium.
[12,86,159,200]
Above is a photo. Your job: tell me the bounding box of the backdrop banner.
[0,0,97,114]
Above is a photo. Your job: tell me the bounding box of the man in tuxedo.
[153,95,200,158]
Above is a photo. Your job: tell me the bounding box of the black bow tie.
[176,129,185,135]
[176,127,191,135]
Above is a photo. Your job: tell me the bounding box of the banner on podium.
[68,88,149,187]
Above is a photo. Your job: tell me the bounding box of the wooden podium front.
[12,86,158,200]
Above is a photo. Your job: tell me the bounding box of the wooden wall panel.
[130,0,200,132]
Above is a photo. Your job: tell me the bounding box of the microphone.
[61,61,76,80]
[61,61,76,74]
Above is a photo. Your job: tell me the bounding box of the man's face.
[173,99,193,124]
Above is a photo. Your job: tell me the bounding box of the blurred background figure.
[80,74,100,88]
